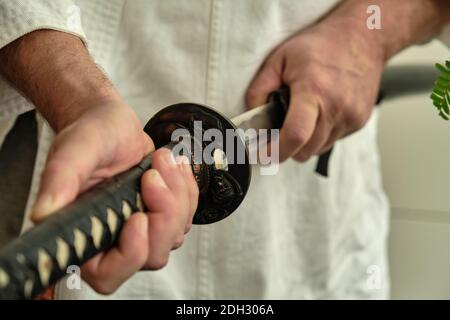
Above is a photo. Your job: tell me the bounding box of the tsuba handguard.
[144,103,251,224]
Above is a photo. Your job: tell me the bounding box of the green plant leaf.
[436,63,450,77]
[446,60,450,70]
[435,83,447,92]
[439,111,449,120]
[433,88,446,96]
[433,100,443,109]
[431,92,443,101]
[438,75,450,83]
[431,59,450,121]
[436,78,449,88]
[443,102,450,115]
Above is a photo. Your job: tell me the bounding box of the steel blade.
[231,100,286,133]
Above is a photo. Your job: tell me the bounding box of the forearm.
[327,0,450,61]
[0,30,120,131]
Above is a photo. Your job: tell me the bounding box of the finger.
[150,151,191,247]
[31,129,101,222]
[278,83,320,162]
[140,132,155,155]
[140,151,190,268]
[175,156,199,233]
[245,54,283,108]
[293,111,333,162]
[81,212,148,294]
[318,127,344,154]
[151,149,187,197]
[141,168,178,258]
[141,168,171,213]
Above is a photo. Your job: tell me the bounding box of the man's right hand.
[0,31,199,294]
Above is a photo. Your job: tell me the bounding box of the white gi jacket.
[0,0,449,299]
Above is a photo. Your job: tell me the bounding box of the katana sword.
[0,89,292,299]
[0,65,438,299]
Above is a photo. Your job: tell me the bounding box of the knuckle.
[172,235,185,250]
[285,127,309,146]
[88,280,118,295]
[246,87,260,102]
[346,107,369,130]
[184,223,192,234]
[308,79,326,98]
[324,102,343,123]
[146,254,169,270]
[294,152,311,163]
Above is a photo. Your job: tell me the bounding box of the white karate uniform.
[0,0,449,299]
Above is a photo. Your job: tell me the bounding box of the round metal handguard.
[144,103,251,224]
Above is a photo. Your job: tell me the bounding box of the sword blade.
[230,101,282,157]
[232,102,275,131]
[232,88,289,133]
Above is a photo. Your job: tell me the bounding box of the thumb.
[31,128,101,223]
[245,54,283,108]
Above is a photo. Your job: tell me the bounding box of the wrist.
[0,30,122,132]
[327,0,450,62]
[51,98,123,133]
[48,86,122,133]
[322,1,393,64]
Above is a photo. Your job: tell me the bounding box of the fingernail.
[163,150,176,167]
[146,169,167,188]
[175,155,189,165]
[175,155,190,173]
[32,195,57,221]
[175,156,189,166]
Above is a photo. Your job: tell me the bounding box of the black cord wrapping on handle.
[0,150,156,299]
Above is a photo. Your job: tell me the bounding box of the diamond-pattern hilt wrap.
[0,103,251,299]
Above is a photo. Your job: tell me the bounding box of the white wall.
[378,40,450,299]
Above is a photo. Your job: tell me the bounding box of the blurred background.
[379,39,450,299]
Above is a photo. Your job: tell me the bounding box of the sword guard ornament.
[144,103,251,224]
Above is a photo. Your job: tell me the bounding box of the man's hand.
[33,101,198,294]
[0,30,199,294]
[246,19,384,163]
[246,0,450,163]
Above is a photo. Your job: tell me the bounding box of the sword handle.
[0,144,176,299]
